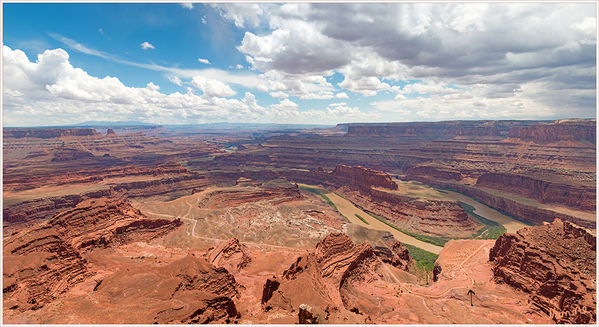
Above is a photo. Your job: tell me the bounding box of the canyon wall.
[346,120,536,139]
[476,172,595,211]
[3,197,182,311]
[3,173,217,228]
[489,219,596,324]
[508,120,596,144]
[339,187,479,238]
[331,164,398,191]
[410,177,595,229]
[3,128,101,139]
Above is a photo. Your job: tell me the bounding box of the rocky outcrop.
[207,238,252,273]
[3,128,101,139]
[372,237,412,270]
[432,262,442,282]
[147,255,240,324]
[344,225,412,271]
[198,179,302,209]
[51,147,95,161]
[298,303,325,324]
[489,219,596,324]
[3,189,112,226]
[63,253,241,324]
[509,120,596,144]
[331,164,398,190]
[346,120,535,139]
[105,128,116,136]
[476,172,595,211]
[47,197,182,251]
[262,233,411,322]
[339,187,479,238]
[261,277,280,304]
[407,165,463,181]
[3,197,182,312]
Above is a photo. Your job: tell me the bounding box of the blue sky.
[2,2,596,126]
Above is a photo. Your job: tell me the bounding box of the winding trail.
[144,207,298,251]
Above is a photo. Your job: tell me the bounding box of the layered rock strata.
[261,233,412,322]
[3,197,182,311]
[331,164,398,191]
[489,219,596,324]
[207,238,252,273]
[476,172,595,211]
[339,187,479,238]
[508,119,596,144]
[3,128,101,139]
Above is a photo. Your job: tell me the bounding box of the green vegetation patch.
[367,211,450,247]
[459,201,507,239]
[404,244,438,272]
[354,214,370,225]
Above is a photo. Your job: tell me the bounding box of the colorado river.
[440,190,529,234]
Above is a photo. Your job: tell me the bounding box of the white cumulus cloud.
[198,58,211,64]
[191,75,236,97]
[140,41,155,50]
[1,46,275,126]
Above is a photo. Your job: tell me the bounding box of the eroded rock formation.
[3,128,101,139]
[207,238,252,273]
[116,254,240,324]
[339,187,479,238]
[261,233,411,322]
[52,147,95,161]
[489,219,596,324]
[508,119,596,144]
[198,178,302,209]
[331,164,398,191]
[476,172,595,211]
[2,197,182,311]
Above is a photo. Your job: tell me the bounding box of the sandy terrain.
[325,192,443,254]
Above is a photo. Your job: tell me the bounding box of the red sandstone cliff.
[409,177,596,229]
[508,120,596,144]
[331,164,398,190]
[261,233,412,323]
[345,121,534,139]
[3,128,101,139]
[476,172,595,211]
[207,238,252,273]
[338,187,479,238]
[489,219,596,324]
[3,197,182,311]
